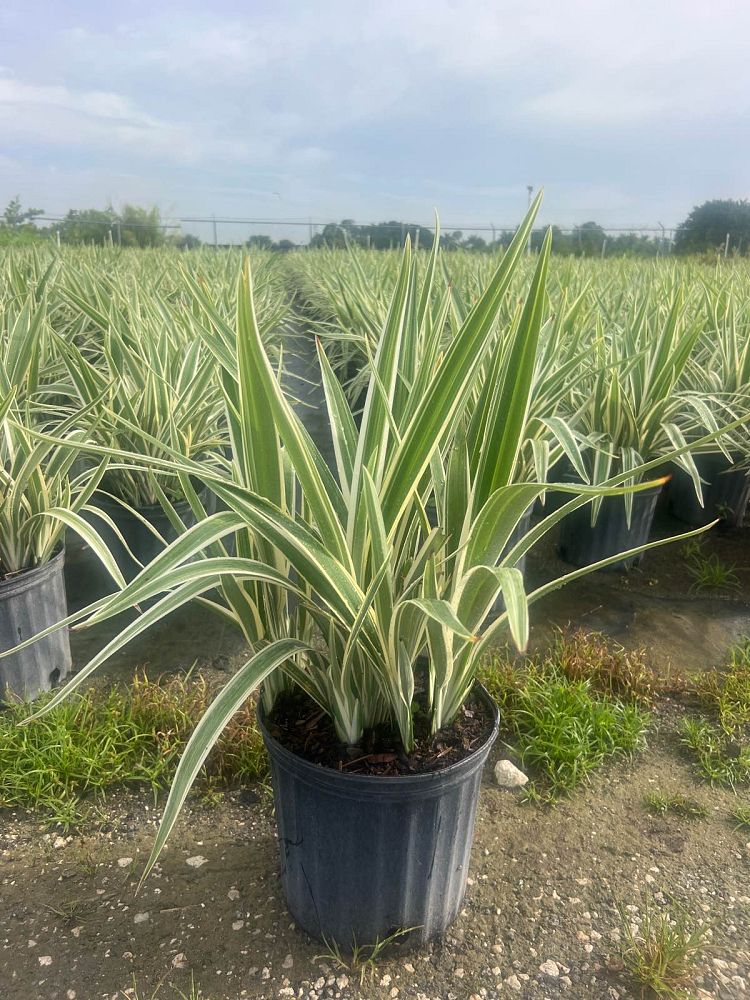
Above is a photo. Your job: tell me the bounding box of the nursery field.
[2,211,750,1000]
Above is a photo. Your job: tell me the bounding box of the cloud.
[1,1,749,225]
[0,76,205,162]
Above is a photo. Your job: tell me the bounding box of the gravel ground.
[2,708,748,1000]
[2,514,749,998]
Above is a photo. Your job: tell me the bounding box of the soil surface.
[2,509,750,999]
[266,688,494,776]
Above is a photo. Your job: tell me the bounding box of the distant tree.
[170,232,202,250]
[59,207,119,245]
[309,220,434,250]
[119,205,165,247]
[2,196,44,229]
[608,233,659,257]
[572,221,606,257]
[246,234,274,250]
[675,199,750,255]
[276,239,297,252]
[461,235,487,252]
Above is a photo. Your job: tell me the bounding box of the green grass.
[731,804,750,831]
[620,899,711,1000]
[480,643,649,801]
[693,638,750,735]
[314,927,417,984]
[687,552,741,595]
[679,717,750,788]
[643,791,709,818]
[0,671,268,828]
[681,638,750,787]
[119,974,207,999]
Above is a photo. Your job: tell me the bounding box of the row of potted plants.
[3,199,739,951]
[295,247,750,564]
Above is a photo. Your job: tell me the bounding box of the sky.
[0,0,748,243]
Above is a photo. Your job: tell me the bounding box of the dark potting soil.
[266,687,494,776]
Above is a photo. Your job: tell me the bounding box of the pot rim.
[0,546,66,599]
[258,681,500,792]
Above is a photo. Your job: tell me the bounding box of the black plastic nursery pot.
[258,685,499,948]
[669,453,750,528]
[558,485,662,571]
[0,548,71,702]
[533,457,574,518]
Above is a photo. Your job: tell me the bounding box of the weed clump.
[480,634,649,801]
[680,717,750,788]
[692,638,750,735]
[620,898,712,999]
[684,543,741,595]
[550,628,659,703]
[0,670,268,827]
[643,791,709,818]
[681,638,750,786]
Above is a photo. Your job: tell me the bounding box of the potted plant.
[558,283,713,569]
[53,284,227,586]
[0,393,123,700]
[0,283,123,701]
[15,201,711,947]
[669,290,750,527]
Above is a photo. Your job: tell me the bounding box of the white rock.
[172,953,187,969]
[133,912,150,924]
[117,857,133,868]
[38,956,53,966]
[227,888,240,900]
[540,960,560,977]
[494,760,529,788]
[282,954,293,969]
[186,855,208,868]
[232,920,244,931]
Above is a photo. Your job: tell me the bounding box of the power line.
[31,213,674,235]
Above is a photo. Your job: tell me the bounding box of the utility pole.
[657,222,666,257]
[526,185,533,254]
[415,226,420,250]
[724,233,730,258]
[212,215,218,248]
[601,238,607,258]
[490,223,496,244]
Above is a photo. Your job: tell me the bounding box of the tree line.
[3,196,750,256]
